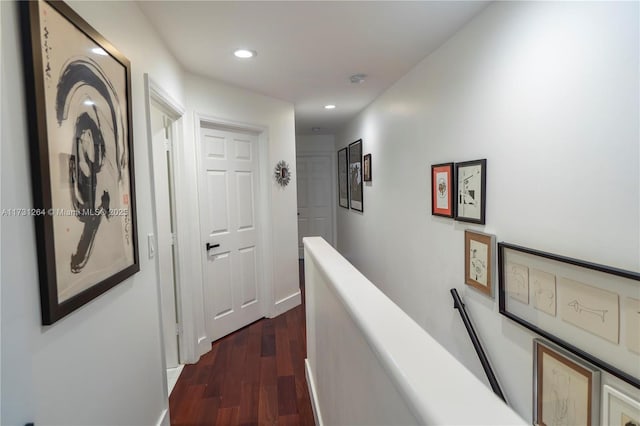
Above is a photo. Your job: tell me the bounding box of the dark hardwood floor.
[169,261,314,425]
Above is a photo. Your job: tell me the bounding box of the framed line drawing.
[22,0,139,324]
[533,338,600,426]
[348,139,363,212]
[464,230,494,297]
[338,147,349,208]
[431,162,454,218]
[455,159,486,224]
[499,243,640,388]
[602,385,640,426]
[363,153,372,182]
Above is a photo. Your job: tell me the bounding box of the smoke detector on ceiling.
[349,73,367,84]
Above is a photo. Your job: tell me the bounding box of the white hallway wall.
[1,1,184,424]
[336,1,639,421]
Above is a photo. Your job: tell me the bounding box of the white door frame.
[194,112,276,334]
[143,75,187,381]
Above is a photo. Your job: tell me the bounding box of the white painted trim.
[193,112,277,334]
[305,359,324,426]
[144,75,170,405]
[166,365,184,395]
[145,77,203,366]
[156,408,169,426]
[144,75,190,414]
[0,3,4,420]
[273,290,301,318]
[148,79,186,118]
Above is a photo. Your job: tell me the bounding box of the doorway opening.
[145,75,186,396]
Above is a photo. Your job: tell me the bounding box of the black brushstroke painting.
[56,58,123,273]
[22,0,139,325]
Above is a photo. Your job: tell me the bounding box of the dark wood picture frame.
[21,0,139,325]
[431,162,454,217]
[337,147,349,209]
[363,153,372,182]
[533,338,600,426]
[455,159,486,224]
[464,230,494,298]
[348,139,363,212]
[499,242,640,389]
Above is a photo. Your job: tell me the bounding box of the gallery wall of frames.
[433,158,640,425]
[340,149,639,423]
[338,139,367,213]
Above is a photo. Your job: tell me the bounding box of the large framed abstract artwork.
[348,139,363,212]
[499,243,640,389]
[22,0,139,325]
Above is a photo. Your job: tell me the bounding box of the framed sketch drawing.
[348,139,363,212]
[431,162,454,218]
[464,230,494,297]
[455,159,486,224]
[602,385,640,426]
[533,339,600,426]
[337,147,349,208]
[499,243,640,388]
[22,0,139,324]
[363,153,372,182]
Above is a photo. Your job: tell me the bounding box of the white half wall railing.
[303,237,526,426]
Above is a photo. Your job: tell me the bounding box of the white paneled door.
[199,127,262,342]
[296,155,334,258]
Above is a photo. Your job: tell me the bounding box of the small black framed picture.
[455,159,486,224]
[363,153,372,182]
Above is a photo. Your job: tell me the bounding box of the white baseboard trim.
[196,335,210,360]
[273,290,301,317]
[156,408,169,426]
[305,359,324,426]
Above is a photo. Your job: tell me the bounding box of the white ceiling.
[138,1,489,135]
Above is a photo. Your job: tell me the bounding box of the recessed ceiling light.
[324,104,336,110]
[91,47,107,56]
[234,49,256,59]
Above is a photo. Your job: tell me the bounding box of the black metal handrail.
[450,288,507,403]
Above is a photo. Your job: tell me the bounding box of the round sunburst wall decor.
[274,160,291,187]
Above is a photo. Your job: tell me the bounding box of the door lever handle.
[206,242,220,251]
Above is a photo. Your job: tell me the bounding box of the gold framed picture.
[464,229,494,297]
[533,339,600,426]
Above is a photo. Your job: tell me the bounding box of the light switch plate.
[148,233,156,259]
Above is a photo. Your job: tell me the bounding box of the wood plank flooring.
[170,261,314,425]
